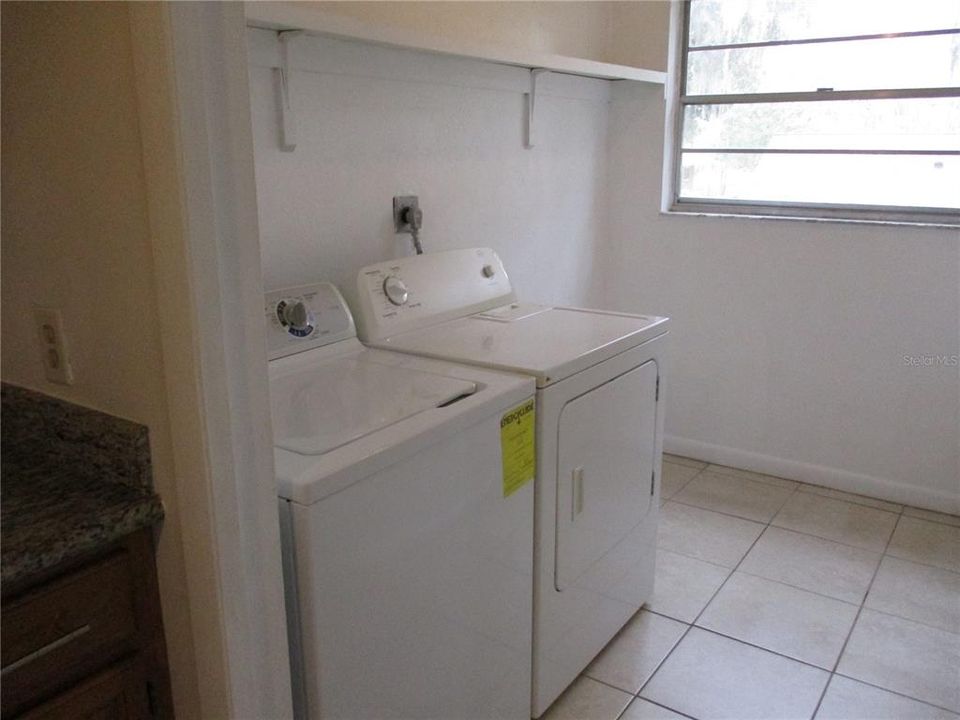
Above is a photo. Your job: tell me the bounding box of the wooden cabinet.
[18,660,150,720]
[1,529,172,719]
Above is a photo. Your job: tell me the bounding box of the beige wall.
[282,1,670,69]
[607,1,670,71]
[1,3,202,717]
[309,1,611,60]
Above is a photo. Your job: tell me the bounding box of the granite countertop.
[2,384,165,587]
[1,462,165,586]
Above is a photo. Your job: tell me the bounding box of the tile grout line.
[675,455,960,526]
[688,625,836,673]
[730,568,863,608]
[613,695,698,720]
[662,456,709,473]
[636,608,960,711]
[650,480,817,717]
[631,484,800,716]
[797,485,905,515]
[660,462,709,503]
[692,469,801,492]
[594,458,713,719]
[630,459,956,720]
[641,606,853,671]
[808,511,904,719]
[882,548,960,575]
[666,497,784,526]
[678,456,960,522]
[667,495,960,577]
[631,532,764,703]
[654,547,731,572]
[664,497,896,556]
[897,511,960,529]
[677,469,802,494]
[830,671,960,715]
[853,604,960,637]
[586,675,639,697]
[642,606,697,624]
[881,513,960,573]
[781,490,904,519]
[662,496,960,630]
[662,472,958,718]
[676,486,849,678]
[646,586,955,679]
[603,458,723,719]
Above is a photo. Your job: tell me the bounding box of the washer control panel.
[265,282,355,360]
[356,248,516,343]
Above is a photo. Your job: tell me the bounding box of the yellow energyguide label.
[500,399,536,497]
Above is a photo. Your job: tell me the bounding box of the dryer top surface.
[375,304,669,387]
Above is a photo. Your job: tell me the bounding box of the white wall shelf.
[244,2,667,85]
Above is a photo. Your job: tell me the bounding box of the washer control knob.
[481,264,496,278]
[281,300,310,330]
[383,275,409,306]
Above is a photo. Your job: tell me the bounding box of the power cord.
[401,206,424,255]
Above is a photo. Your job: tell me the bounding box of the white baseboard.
[665,435,960,516]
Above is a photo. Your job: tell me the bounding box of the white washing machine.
[267,281,536,720]
[354,248,669,717]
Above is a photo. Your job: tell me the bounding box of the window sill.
[663,203,960,230]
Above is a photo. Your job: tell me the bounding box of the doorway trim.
[129,3,293,717]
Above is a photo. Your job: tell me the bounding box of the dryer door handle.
[572,466,585,520]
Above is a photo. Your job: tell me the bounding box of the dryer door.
[555,360,658,591]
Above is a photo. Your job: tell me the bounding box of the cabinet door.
[17,660,150,720]
[555,360,658,590]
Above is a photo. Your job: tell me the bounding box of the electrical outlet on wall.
[393,196,420,234]
[33,307,73,385]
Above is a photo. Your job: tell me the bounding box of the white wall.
[248,29,611,311]
[606,82,960,512]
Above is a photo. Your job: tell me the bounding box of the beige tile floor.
[542,455,960,720]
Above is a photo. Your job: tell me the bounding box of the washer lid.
[376,305,669,387]
[270,356,476,455]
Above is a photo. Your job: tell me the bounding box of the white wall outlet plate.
[33,307,73,385]
[393,195,420,233]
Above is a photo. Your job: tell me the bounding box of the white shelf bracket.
[277,30,303,152]
[524,68,549,149]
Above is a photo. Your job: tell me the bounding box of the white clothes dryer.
[353,249,669,717]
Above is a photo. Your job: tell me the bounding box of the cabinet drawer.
[17,659,150,720]
[1,552,137,715]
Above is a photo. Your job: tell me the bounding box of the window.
[669,0,960,223]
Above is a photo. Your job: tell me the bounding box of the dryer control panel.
[265,282,355,360]
[356,248,516,342]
